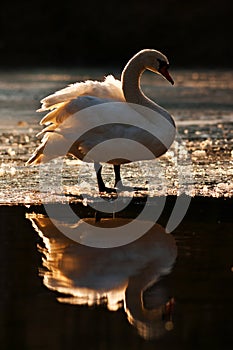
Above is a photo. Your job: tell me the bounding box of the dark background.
[0,0,232,68]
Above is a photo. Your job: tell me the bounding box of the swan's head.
[137,49,174,85]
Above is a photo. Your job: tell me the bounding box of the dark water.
[0,69,233,349]
[0,198,233,350]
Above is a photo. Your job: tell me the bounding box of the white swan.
[27,49,175,192]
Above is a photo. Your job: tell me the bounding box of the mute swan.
[27,49,175,192]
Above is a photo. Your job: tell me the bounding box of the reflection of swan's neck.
[124,265,159,326]
[121,52,175,125]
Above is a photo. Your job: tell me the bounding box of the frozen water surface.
[0,69,232,204]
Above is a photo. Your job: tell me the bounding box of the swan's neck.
[122,60,147,105]
[121,55,175,125]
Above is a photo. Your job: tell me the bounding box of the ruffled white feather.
[27,75,125,165]
[39,75,124,113]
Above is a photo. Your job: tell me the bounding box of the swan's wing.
[39,75,124,111]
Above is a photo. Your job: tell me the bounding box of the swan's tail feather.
[26,135,60,165]
[26,143,46,165]
[37,102,65,112]
[39,102,69,125]
[36,124,58,137]
[26,129,69,166]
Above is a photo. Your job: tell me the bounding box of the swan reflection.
[26,212,177,339]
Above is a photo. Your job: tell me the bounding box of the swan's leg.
[94,162,106,192]
[114,164,147,192]
[114,165,123,188]
[114,164,131,190]
[94,162,116,193]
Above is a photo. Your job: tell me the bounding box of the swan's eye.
[157,58,169,71]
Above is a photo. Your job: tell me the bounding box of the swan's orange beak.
[159,66,174,85]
